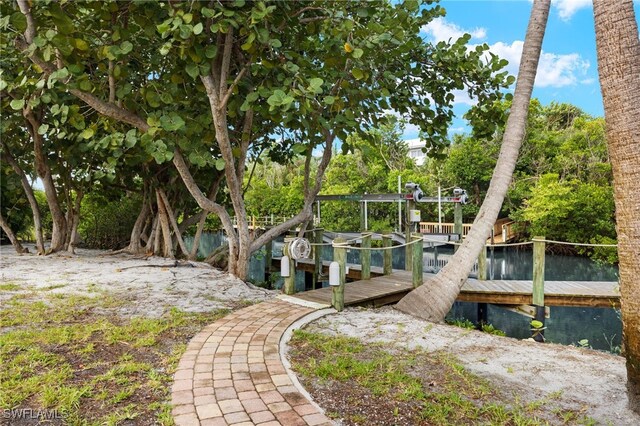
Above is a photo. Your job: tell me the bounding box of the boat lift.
[315,182,467,237]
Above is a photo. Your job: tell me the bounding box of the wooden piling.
[312,228,323,289]
[382,233,392,275]
[361,234,371,280]
[454,202,462,253]
[405,200,414,270]
[532,236,546,342]
[283,241,296,295]
[332,237,346,312]
[412,233,423,288]
[477,245,487,281]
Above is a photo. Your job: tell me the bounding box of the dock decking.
[284,261,620,309]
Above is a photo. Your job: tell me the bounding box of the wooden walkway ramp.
[290,269,620,309]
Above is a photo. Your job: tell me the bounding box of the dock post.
[312,228,323,289]
[382,233,392,275]
[405,200,414,270]
[332,237,346,312]
[283,241,296,295]
[412,233,423,288]
[454,202,463,253]
[361,233,371,280]
[532,236,546,342]
[478,245,487,280]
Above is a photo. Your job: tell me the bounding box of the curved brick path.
[171,298,333,425]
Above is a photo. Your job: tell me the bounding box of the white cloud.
[553,0,591,21]
[451,89,477,106]
[422,18,487,43]
[487,40,591,88]
[527,0,591,21]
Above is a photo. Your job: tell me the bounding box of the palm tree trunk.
[593,0,640,413]
[396,0,551,322]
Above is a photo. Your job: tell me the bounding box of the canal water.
[185,233,621,353]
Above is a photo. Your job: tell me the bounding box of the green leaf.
[201,7,216,18]
[309,78,323,89]
[352,48,363,59]
[37,124,49,135]
[145,91,161,108]
[10,12,27,32]
[159,113,186,131]
[267,90,286,106]
[120,41,133,55]
[323,96,335,105]
[124,129,137,148]
[160,42,172,56]
[292,144,306,155]
[80,128,95,140]
[351,68,364,80]
[215,158,226,171]
[10,99,25,110]
[185,63,199,79]
[193,22,203,35]
[530,320,544,329]
[0,79,7,91]
[74,38,89,51]
[205,45,218,59]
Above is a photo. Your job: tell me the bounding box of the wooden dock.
[285,261,620,309]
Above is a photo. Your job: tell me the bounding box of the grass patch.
[0,282,21,291]
[0,292,229,425]
[289,330,571,426]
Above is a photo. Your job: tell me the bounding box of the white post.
[397,175,402,232]
[364,200,368,231]
[438,186,442,233]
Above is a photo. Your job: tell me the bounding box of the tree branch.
[16,0,35,44]
[219,65,248,111]
[219,29,234,99]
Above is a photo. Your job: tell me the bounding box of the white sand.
[0,245,275,317]
[303,306,640,425]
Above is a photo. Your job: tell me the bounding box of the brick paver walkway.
[171,298,333,425]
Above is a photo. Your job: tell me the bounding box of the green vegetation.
[0,290,228,424]
[289,330,599,426]
[243,100,616,262]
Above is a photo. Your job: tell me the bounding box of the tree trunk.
[155,190,174,258]
[25,112,67,253]
[158,189,189,256]
[1,141,45,254]
[593,0,640,413]
[189,212,208,261]
[396,0,551,322]
[67,191,84,254]
[127,200,150,253]
[0,213,28,254]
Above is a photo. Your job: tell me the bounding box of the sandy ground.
[2,245,639,425]
[0,245,275,318]
[304,307,640,426]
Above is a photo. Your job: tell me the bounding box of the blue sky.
[403,0,640,139]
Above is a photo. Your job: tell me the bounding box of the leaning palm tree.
[592,0,640,413]
[396,0,551,321]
